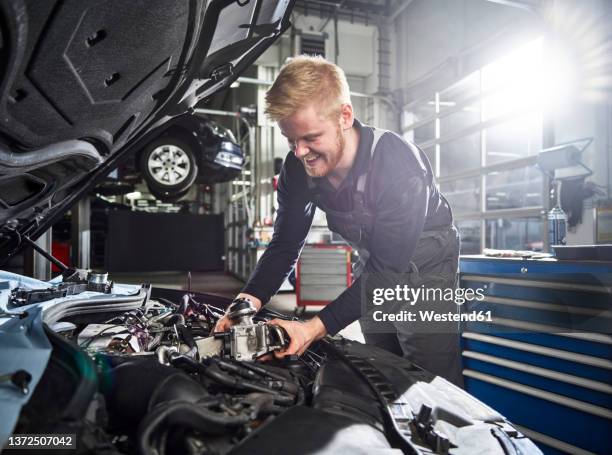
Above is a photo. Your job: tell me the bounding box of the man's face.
[278,104,345,178]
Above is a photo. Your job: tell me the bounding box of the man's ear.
[339,103,354,130]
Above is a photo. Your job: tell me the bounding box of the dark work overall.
[307,128,464,387]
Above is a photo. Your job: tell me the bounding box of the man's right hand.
[213,293,263,332]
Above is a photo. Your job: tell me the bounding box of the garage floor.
[110,271,364,343]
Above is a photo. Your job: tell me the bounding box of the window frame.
[401,45,550,253]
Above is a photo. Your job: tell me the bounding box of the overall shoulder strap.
[306,174,317,191]
[305,174,321,206]
[351,127,387,242]
[307,127,386,205]
[355,127,386,193]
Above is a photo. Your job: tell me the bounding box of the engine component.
[103,359,207,429]
[10,269,113,307]
[86,271,113,293]
[230,322,288,361]
[50,321,77,334]
[60,291,223,362]
[156,345,180,365]
[11,288,68,306]
[78,323,140,353]
[227,297,257,325]
[195,298,289,361]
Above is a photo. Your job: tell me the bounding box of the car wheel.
[140,137,198,197]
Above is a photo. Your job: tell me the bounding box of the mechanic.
[215,55,463,386]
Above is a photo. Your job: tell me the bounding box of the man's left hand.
[267,316,327,358]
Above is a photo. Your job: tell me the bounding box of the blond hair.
[265,55,351,121]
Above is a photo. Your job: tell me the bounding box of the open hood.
[0,0,294,263]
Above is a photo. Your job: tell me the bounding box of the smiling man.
[215,55,463,386]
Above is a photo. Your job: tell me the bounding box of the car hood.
[0,0,294,263]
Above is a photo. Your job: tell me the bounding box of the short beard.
[305,126,345,178]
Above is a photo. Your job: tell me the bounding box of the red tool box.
[296,244,351,308]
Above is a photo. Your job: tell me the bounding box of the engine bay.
[1,272,542,455]
[5,278,324,454]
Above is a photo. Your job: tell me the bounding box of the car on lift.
[137,116,244,202]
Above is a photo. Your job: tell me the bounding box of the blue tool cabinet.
[459,256,612,455]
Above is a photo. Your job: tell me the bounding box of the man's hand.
[267,316,327,358]
[213,293,262,332]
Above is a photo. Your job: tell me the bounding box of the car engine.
[6,275,330,455]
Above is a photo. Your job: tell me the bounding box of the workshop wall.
[290,14,377,87]
[256,11,380,129]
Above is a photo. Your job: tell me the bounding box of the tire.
[140,136,198,198]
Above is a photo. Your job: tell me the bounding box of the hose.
[204,364,295,405]
[138,401,250,455]
[163,314,186,327]
[219,361,298,395]
[169,355,296,405]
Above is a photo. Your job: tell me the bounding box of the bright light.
[482,39,544,94]
[482,1,612,117]
[482,37,577,119]
[482,39,543,119]
[541,41,576,109]
[542,1,612,103]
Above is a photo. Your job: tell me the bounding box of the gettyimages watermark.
[359,272,612,335]
[370,285,489,323]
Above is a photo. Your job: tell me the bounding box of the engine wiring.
[46,289,326,455]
